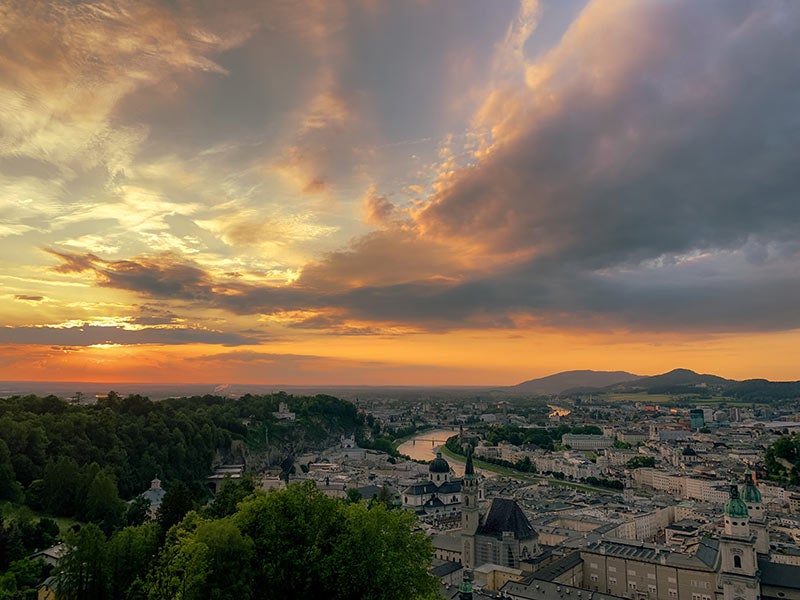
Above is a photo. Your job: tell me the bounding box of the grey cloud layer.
[41,1,800,335]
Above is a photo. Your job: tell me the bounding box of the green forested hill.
[0,392,363,516]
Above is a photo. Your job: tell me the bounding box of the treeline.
[52,481,436,600]
[728,380,800,403]
[483,424,602,450]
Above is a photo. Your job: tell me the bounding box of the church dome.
[682,445,697,456]
[741,472,762,503]
[429,452,451,473]
[724,481,748,518]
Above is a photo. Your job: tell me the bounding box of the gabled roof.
[424,496,446,508]
[432,561,463,578]
[437,480,462,494]
[759,559,800,590]
[478,497,537,540]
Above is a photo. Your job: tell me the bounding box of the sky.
[1,0,799,386]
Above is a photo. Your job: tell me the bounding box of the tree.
[145,513,253,600]
[0,440,22,502]
[42,457,82,516]
[83,470,125,534]
[33,518,60,551]
[233,482,436,600]
[626,456,655,469]
[204,476,255,519]
[327,502,437,600]
[106,523,160,599]
[58,523,109,600]
[157,481,196,536]
[345,488,363,504]
[127,496,152,527]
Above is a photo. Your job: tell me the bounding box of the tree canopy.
[53,482,437,600]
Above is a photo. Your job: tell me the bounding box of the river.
[396,428,477,476]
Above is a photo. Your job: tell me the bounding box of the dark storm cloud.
[423,1,800,269]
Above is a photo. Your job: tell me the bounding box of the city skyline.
[2,0,799,385]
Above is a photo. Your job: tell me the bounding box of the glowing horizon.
[2,1,799,386]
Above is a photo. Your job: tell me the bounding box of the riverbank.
[439,444,617,495]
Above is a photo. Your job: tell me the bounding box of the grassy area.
[1,501,80,536]
[439,446,616,495]
[604,393,679,403]
[600,392,769,408]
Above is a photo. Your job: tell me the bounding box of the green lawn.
[0,501,80,536]
[439,446,616,495]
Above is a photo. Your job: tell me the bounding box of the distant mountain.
[606,368,733,394]
[509,370,641,395]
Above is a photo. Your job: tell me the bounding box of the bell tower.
[742,471,769,555]
[719,480,759,600]
[461,448,479,569]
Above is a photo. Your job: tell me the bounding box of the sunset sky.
[1,0,799,386]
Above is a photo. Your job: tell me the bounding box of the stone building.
[461,450,539,570]
[503,473,800,600]
[402,452,462,518]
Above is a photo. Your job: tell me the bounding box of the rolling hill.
[509,370,641,395]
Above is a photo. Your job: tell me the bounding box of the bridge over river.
[396,429,457,459]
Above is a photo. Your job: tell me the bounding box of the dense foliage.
[728,380,800,403]
[55,481,437,600]
[480,424,603,450]
[626,456,656,469]
[765,434,800,484]
[0,392,363,518]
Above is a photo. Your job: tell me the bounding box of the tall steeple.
[465,447,475,476]
[742,470,769,555]
[720,477,759,600]
[461,446,479,569]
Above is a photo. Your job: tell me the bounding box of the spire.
[464,446,475,477]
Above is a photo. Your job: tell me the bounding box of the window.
[629,583,637,591]
[610,578,617,586]
[591,575,599,582]
[648,585,657,594]
[692,594,702,600]
[734,555,742,569]
[669,590,678,598]
[609,566,617,573]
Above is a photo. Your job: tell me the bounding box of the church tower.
[461,448,479,569]
[742,471,769,555]
[719,480,759,600]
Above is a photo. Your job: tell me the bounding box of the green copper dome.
[741,472,762,504]
[725,481,749,518]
